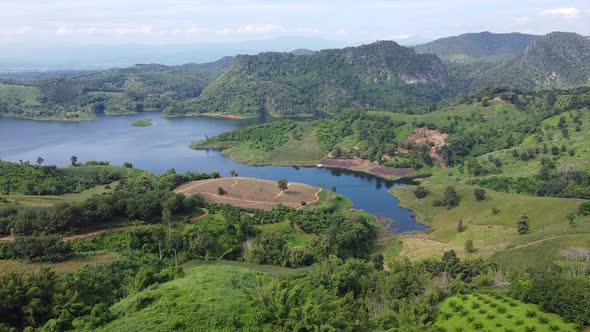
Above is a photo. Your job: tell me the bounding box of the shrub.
[464,240,476,253]
[414,185,430,199]
[515,319,524,326]
[217,187,226,195]
[516,211,530,235]
[492,207,500,214]
[537,316,548,324]
[474,188,486,201]
[578,201,590,216]
[525,310,536,318]
[277,179,289,190]
[441,186,460,208]
[457,219,465,232]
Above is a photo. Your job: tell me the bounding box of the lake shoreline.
[163,112,254,120]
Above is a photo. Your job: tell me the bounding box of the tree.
[465,240,476,253]
[217,187,226,196]
[414,185,429,199]
[36,157,44,166]
[372,254,384,270]
[331,186,337,192]
[516,211,530,235]
[474,188,486,201]
[441,186,460,208]
[277,179,288,191]
[229,169,238,177]
[70,155,78,166]
[123,162,133,168]
[457,219,465,232]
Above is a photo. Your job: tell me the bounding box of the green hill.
[167,41,451,117]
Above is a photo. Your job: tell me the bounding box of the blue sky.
[1,0,589,45]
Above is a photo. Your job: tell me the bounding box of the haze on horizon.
[1,0,589,46]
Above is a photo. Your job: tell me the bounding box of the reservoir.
[0,113,425,232]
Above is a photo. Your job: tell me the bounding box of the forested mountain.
[518,32,590,85]
[166,41,451,117]
[413,31,540,62]
[445,32,590,91]
[0,57,233,120]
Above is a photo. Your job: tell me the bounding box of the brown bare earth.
[174,177,322,210]
[318,158,412,178]
[399,128,447,163]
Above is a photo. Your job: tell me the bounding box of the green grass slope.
[97,265,273,332]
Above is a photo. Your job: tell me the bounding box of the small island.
[131,118,153,127]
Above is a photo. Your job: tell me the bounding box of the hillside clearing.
[174,177,322,210]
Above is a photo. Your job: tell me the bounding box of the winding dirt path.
[296,188,322,210]
[506,234,573,251]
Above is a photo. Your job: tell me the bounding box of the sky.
[1,0,589,45]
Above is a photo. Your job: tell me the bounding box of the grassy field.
[2,183,117,207]
[475,109,590,179]
[97,265,273,332]
[174,177,322,210]
[0,252,120,275]
[255,221,315,247]
[131,118,153,127]
[191,122,325,166]
[182,259,310,278]
[371,101,529,140]
[390,176,590,269]
[433,292,578,332]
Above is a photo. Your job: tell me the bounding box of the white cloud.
[389,32,412,40]
[215,24,283,35]
[540,7,580,18]
[55,27,73,35]
[0,26,33,36]
[56,25,153,36]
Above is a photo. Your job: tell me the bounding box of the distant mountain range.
[0,37,352,71]
[169,31,590,116]
[1,31,588,119]
[413,31,541,62]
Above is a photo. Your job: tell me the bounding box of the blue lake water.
[0,113,425,233]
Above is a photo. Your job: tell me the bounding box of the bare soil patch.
[174,177,321,210]
[369,165,412,177]
[399,128,447,163]
[318,158,412,178]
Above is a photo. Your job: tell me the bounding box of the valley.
[0,28,589,332]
